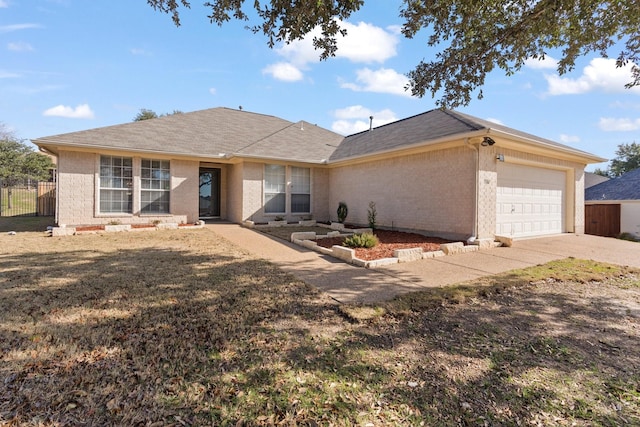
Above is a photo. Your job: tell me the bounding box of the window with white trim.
[290,166,310,213]
[264,164,286,213]
[99,155,132,213]
[141,159,170,214]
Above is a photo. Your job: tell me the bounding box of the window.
[264,164,285,213]
[99,155,132,213]
[141,159,170,214]
[291,167,310,213]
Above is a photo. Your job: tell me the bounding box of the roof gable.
[585,168,640,201]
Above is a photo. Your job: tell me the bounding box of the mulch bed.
[315,229,453,261]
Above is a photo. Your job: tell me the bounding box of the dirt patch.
[316,229,453,260]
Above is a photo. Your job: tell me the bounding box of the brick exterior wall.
[56,150,197,226]
[55,143,587,238]
[241,162,264,222]
[226,163,244,223]
[170,159,199,223]
[312,168,330,223]
[477,147,497,239]
[57,151,96,226]
[328,147,476,239]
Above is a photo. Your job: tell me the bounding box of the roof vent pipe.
[369,116,373,131]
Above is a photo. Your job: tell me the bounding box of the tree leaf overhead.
[146,0,639,107]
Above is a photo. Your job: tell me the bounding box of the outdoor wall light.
[481,136,496,146]
[496,153,505,162]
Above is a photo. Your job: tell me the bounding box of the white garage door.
[496,163,566,238]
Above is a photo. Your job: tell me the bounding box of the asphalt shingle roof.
[329,109,599,161]
[33,107,342,163]
[33,107,601,165]
[585,168,640,201]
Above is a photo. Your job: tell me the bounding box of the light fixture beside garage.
[496,154,505,162]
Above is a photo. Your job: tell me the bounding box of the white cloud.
[8,41,33,52]
[598,117,640,132]
[0,70,20,78]
[0,1,9,8]
[485,117,504,125]
[340,67,412,97]
[262,62,303,82]
[264,20,399,82]
[130,48,150,56]
[43,104,95,119]
[0,23,41,33]
[331,105,398,135]
[208,87,216,95]
[545,58,640,95]
[559,134,580,143]
[524,56,558,70]
[278,21,398,66]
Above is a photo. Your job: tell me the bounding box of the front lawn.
[1,229,639,425]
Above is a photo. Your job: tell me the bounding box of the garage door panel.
[496,163,566,238]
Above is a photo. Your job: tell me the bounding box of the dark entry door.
[199,168,221,218]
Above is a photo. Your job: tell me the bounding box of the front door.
[199,168,221,218]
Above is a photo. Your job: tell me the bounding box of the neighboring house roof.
[330,109,602,162]
[585,168,640,201]
[585,172,610,189]
[33,107,343,163]
[33,106,603,165]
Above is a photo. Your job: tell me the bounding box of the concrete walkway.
[207,223,640,304]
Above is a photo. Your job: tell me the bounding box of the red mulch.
[315,230,453,261]
[74,225,105,232]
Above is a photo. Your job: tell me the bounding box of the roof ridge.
[441,110,487,132]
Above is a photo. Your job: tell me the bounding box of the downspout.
[465,138,479,243]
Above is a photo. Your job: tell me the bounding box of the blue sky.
[2,1,639,171]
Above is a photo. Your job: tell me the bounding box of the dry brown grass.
[1,227,639,425]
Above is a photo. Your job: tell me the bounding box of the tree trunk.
[7,187,12,210]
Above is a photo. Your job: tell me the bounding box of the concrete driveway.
[208,223,640,304]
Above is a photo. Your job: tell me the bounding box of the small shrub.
[367,201,377,230]
[337,202,348,223]
[343,233,379,249]
[618,232,640,242]
[107,220,121,225]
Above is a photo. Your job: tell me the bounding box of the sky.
[2,1,639,171]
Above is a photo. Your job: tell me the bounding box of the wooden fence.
[585,204,620,237]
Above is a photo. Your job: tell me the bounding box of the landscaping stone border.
[50,221,205,237]
[289,229,501,269]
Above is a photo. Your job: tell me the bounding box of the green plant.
[617,232,640,242]
[107,220,122,225]
[337,202,348,223]
[151,219,162,226]
[343,232,378,249]
[367,201,377,230]
[274,215,285,221]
